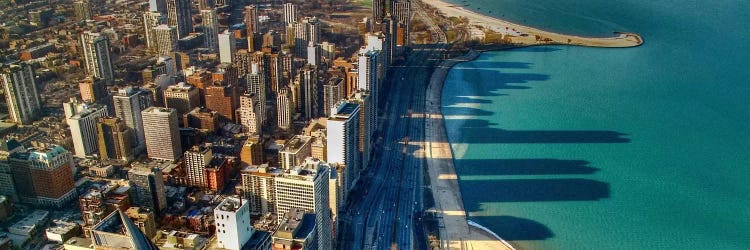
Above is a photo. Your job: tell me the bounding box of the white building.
[218,30,236,64]
[283,3,297,26]
[214,197,253,250]
[143,12,166,49]
[276,87,293,130]
[246,63,266,123]
[239,93,261,134]
[141,107,181,161]
[327,102,361,195]
[63,98,108,157]
[1,64,41,124]
[184,146,212,187]
[81,32,115,85]
[153,25,177,56]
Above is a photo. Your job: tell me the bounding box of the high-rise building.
[244,5,258,35]
[372,0,385,22]
[164,82,200,118]
[218,30,236,64]
[214,197,253,250]
[323,77,345,117]
[166,0,192,37]
[327,102,361,194]
[293,17,321,57]
[0,140,24,202]
[307,42,321,66]
[279,135,312,170]
[63,98,108,157]
[239,164,278,215]
[358,49,380,118]
[240,136,263,167]
[246,64,266,124]
[1,63,41,124]
[74,0,92,21]
[79,77,108,103]
[204,83,238,121]
[97,117,134,162]
[81,32,115,85]
[127,164,167,213]
[239,93,261,134]
[283,3,297,26]
[297,64,318,119]
[393,0,412,45]
[9,145,77,208]
[350,91,374,171]
[112,87,153,151]
[276,87,294,130]
[141,107,182,161]
[184,145,212,187]
[274,158,332,250]
[149,0,167,13]
[153,24,178,56]
[143,12,166,50]
[123,207,157,240]
[200,9,219,52]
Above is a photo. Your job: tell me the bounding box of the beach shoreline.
[421,0,643,48]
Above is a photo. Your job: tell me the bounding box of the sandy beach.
[421,0,642,47]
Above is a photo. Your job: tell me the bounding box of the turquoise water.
[441,0,750,249]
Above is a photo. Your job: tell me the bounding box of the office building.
[127,164,167,213]
[240,137,264,167]
[9,145,76,208]
[296,64,318,119]
[113,87,154,151]
[283,3,297,26]
[200,9,219,52]
[218,30,236,64]
[393,0,412,45]
[81,32,115,85]
[327,102,361,194]
[239,93,261,134]
[323,77,345,117]
[64,98,108,157]
[142,107,182,161]
[214,197,253,250]
[373,0,385,22]
[143,12,167,50]
[166,0,192,37]
[205,83,238,121]
[239,164,279,216]
[184,145,212,187]
[153,24,178,56]
[279,135,312,170]
[0,140,24,202]
[74,0,92,21]
[244,5,259,34]
[1,63,41,124]
[246,63,266,124]
[164,82,200,117]
[183,107,220,133]
[277,87,294,130]
[97,117,134,162]
[350,91,374,171]
[307,42,321,66]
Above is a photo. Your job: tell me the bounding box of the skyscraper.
[276,87,293,130]
[153,24,178,56]
[372,0,385,22]
[127,165,167,214]
[149,0,167,13]
[218,30,236,64]
[244,5,258,35]
[297,64,318,119]
[166,0,192,37]
[0,139,24,202]
[323,77,345,117]
[97,116,134,161]
[184,145,212,188]
[239,93,261,134]
[350,90,374,171]
[283,3,297,26]
[358,49,380,118]
[1,63,41,124]
[141,107,182,161]
[63,98,108,157]
[393,0,412,46]
[279,135,312,170]
[200,9,218,51]
[214,197,253,250]
[204,83,238,121]
[327,102,361,194]
[9,145,77,208]
[81,32,115,85]
[246,63,266,124]
[74,0,92,21]
[163,82,200,118]
[112,87,153,152]
[143,12,167,50]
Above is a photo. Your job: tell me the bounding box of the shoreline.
[424,49,515,250]
[421,0,643,48]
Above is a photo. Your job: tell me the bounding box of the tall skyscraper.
[127,165,167,214]
[327,102,361,194]
[293,17,321,57]
[307,42,321,66]
[276,87,293,130]
[393,0,412,46]
[63,98,108,157]
[200,9,218,51]
[97,116,134,161]
[163,82,200,118]
[244,5,258,35]
[350,90,374,171]
[283,3,297,26]
[323,77,345,117]
[81,32,115,85]
[149,0,167,13]
[218,30,236,64]
[239,93,261,134]
[372,0,385,22]
[144,12,167,50]
[9,145,77,208]
[166,0,192,37]
[358,49,380,118]
[74,0,92,21]
[141,107,182,161]
[153,24,178,56]
[214,197,253,250]
[112,87,153,152]
[184,145,212,187]
[0,139,24,202]
[297,64,318,119]
[1,63,41,124]
[246,63,266,124]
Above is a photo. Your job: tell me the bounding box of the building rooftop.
[280,135,311,153]
[216,197,247,212]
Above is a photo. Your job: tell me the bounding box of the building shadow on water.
[455,159,599,175]
[471,216,555,241]
[442,118,631,144]
[461,178,610,203]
